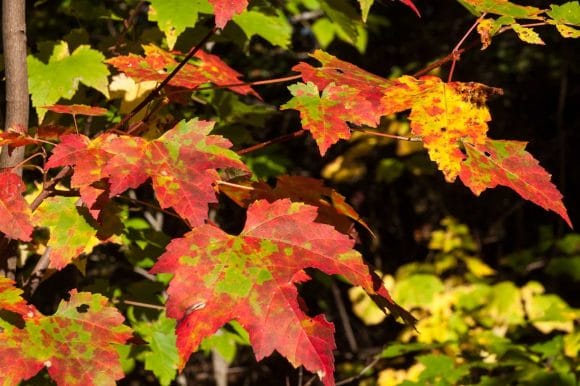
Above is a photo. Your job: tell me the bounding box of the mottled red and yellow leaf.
[408,78,494,181]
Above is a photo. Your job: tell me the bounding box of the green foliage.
[351,219,578,385]
[27,41,109,122]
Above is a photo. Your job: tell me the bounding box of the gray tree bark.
[1,0,29,278]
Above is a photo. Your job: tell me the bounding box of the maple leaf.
[45,120,247,227]
[407,78,494,181]
[293,50,391,111]
[107,45,258,97]
[209,0,248,28]
[0,171,34,241]
[0,289,132,386]
[42,104,108,116]
[147,0,213,49]
[0,277,31,316]
[282,82,375,155]
[31,196,112,269]
[219,175,372,235]
[151,199,413,385]
[0,131,40,149]
[102,119,248,226]
[459,139,572,227]
[27,41,110,122]
[45,132,117,217]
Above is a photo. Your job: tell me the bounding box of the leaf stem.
[237,129,307,155]
[112,27,217,132]
[10,152,45,172]
[351,127,422,142]
[193,74,303,92]
[116,299,166,311]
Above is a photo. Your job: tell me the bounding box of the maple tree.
[0,0,578,385]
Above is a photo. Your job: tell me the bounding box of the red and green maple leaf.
[106,45,258,97]
[219,175,372,235]
[151,199,413,386]
[46,119,247,227]
[0,171,34,241]
[0,277,32,316]
[459,139,572,227]
[0,284,132,386]
[281,82,377,155]
[101,119,248,227]
[31,196,117,269]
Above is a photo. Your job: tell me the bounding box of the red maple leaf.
[47,119,247,227]
[0,285,132,386]
[42,104,108,116]
[107,45,258,97]
[219,175,373,235]
[151,199,413,385]
[209,0,248,28]
[0,171,34,241]
[460,139,572,227]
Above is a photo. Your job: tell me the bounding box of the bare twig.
[23,247,52,296]
[331,282,358,353]
[116,299,165,311]
[30,166,72,212]
[335,356,381,386]
[237,130,307,155]
[350,127,422,142]
[448,13,487,82]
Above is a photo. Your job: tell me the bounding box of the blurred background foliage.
[7,0,579,384]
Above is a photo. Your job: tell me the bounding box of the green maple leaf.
[27,41,110,122]
[151,199,414,386]
[148,0,212,49]
[31,196,115,270]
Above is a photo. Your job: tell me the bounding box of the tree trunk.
[1,0,29,278]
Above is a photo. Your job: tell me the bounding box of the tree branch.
[1,0,29,279]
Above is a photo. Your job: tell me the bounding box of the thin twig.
[117,299,166,311]
[23,247,52,296]
[448,13,487,82]
[331,282,358,352]
[351,127,422,142]
[335,356,381,386]
[117,195,185,220]
[10,152,45,171]
[112,27,217,132]
[412,49,464,77]
[30,166,72,212]
[193,74,303,92]
[237,130,307,155]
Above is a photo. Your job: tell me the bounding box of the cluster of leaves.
[0,0,578,385]
[349,218,579,385]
